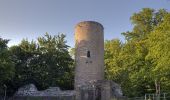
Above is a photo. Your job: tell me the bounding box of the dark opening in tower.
[87,51,90,58]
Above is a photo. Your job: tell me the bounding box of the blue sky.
[0,0,170,47]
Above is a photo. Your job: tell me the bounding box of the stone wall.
[11,96,75,100]
[12,81,125,100]
[76,80,125,100]
[12,84,76,100]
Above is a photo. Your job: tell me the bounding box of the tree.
[146,13,170,94]
[104,8,169,97]
[120,8,169,96]
[8,33,74,96]
[8,39,39,95]
[0,38,14,95]
[37,33,74,89]
[122,8,167,41]
[104,39,123,81]
[69,48,75,59]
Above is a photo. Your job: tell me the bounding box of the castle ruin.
[74,21,124,100]
[13,21,124,100]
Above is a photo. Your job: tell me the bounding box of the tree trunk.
[155,80,160,100]
[155,80,160,95]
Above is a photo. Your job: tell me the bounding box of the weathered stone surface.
[14,84,76,98]
[76,80,124,100]
[12,96,76,100]
[74,21,104,90]
[14,84,38,96]
[111,81,123,97]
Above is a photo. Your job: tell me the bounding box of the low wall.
[12,82,126,100]
[10,96,76,100]
[12,84,76,100]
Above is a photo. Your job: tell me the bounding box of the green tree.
[37,33,74,89]
[146,13,170,94]
[8,33,74,96]
[122,8,167,41]
[8,39,39,95]
[0,38,14,95]
[105,8,169,97]
[104,39,123,82]
[120,8,169,96]
[69,48,75,59]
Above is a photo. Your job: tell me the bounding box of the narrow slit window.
[87,51,90,58]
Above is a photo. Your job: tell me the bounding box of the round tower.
[74,21,104,89]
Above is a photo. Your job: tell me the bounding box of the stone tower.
[74,21,104,89]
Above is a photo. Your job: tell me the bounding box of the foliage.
[0,38,15,95]
[69,48,75,59]
[146,13,170,92]
[105,8,170,97]
[5,33,74,96]
[37,33,74,89]
[104,39,123,82]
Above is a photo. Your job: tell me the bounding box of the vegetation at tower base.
[0,33,74,96]
[105,8,170,97]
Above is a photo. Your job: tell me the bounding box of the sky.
[0,0,170,47]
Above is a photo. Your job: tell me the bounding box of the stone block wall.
[76,80,125,100]
[12,84,76,100]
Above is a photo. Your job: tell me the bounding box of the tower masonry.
[74,21,104,89]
